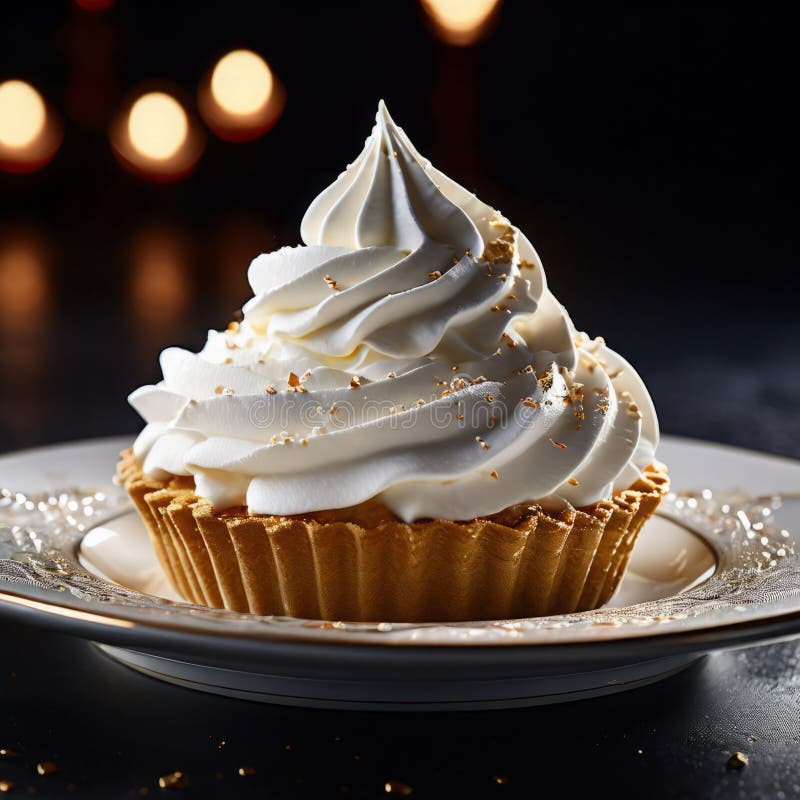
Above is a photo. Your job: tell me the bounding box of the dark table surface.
[1,620,799,799]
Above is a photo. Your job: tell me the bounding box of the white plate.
[1,435,799,710]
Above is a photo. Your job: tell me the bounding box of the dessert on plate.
[119,101,668,622]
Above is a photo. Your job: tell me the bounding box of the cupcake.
[121,101,668,622]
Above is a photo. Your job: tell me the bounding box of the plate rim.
[1,578,800,665]
[1,434,799,655]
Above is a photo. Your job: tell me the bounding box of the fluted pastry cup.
[118,449,669,622]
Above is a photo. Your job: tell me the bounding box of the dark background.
[0,2,797,457]
[1,5,800,800]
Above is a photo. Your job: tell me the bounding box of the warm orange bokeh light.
[0,81,62,173]
[110,87,204,182]
[0,81,45,147]
[129,228,191,326]
[421,0,501,46]
[0,233,51,327]
[211,50,273,115]
[128,92,188,161]
[199,49,285,142]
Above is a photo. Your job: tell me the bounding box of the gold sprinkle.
[568,477,580,486]
[214,385,224,395]
[501,332,517,348]
[238,767,256,777]
[494,776,511,785]
[0,781,14,794]
[384,780,413,796]
[329,403,338,415]
[224,357,233,364]
[727,752,748,769]
[507,293,517,300]
[490,305,507,313]
[226,321,240,333]
[350,375,362,389]
[519,259,537,269]
[36,762,58,776]
[288,372,301,388]
[607,368,623,379]
[481,226,515,263]
[520,398,538,408]
[428,270,442,280]
[265,386,277,394]
[486,395,495,402]
[451,365,459,372]
[549,437,568,450]
[475,436,489,451]
[301,438,309,447]
[158,771,190,790]
[489,470,499,480]
[323,274,339,291]
[456,413,464,420]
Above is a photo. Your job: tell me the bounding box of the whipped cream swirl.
[130,102,658,521]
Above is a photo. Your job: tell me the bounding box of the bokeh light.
[0,230,51,327]
[0,228,52,443]
[0,81,45,148]
[211,50,273,115]
[0,81,62,173]
[109,86,204,181]
[128,92,188,161]
[199,49,285,142]
[421,0,501,46]
[128,226,192,348]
